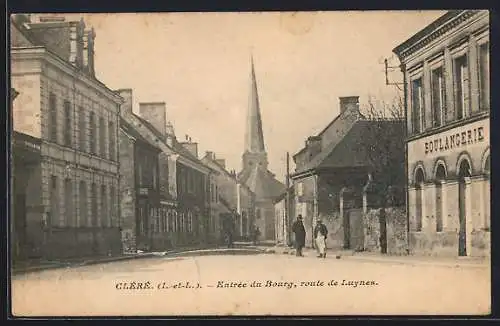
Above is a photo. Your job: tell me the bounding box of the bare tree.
[357,95,406,254]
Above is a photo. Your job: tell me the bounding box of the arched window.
[435,164,446,232]
[415,168,425,232]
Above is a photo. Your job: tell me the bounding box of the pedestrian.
[291,215,306,256]
[252,225,261,245]
[314,219,328,258]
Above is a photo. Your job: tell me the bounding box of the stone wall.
[364,207,408,255]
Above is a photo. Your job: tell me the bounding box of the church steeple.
[245,54,266,154]
[241,53,268,173]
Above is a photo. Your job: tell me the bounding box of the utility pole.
[285,152,290,247]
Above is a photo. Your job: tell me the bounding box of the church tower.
[238,53,285,240]
[242,54,269,173]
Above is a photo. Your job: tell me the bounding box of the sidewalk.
[11,243,227,275]
[259,246,490,269]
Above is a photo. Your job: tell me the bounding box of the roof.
[132,113,216,173]
[293,119,404,177]
[272,185,294,204]
[241,164,285,200]
[293,109,366,161]
[120,117,161,152]
[201,155,254,195]
[392,10,481,58]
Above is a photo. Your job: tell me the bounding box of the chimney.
[139,102,167,137]
[83,27,95,76]
[216,159,226,169]
[69,19,85,68]
[26,16,85,68]
[205,151,215,161]
[117,89,133,116]
[181,142,198,158]
[165,121,175,147]
[339,96,360,114]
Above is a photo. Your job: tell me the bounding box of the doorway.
[458,159,471,256]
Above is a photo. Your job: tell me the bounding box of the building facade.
[393,10,490,257]
[11,15,123,260]
[202,152,256,241]
[273,186,295,246]
[117,89,213,248]
[119,118,163,253]
[291,97,405,250]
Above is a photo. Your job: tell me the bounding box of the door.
[343,210,351,249]
[458,180,467,256]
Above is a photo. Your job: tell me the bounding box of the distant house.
[273,186,295,246]
[202,152,256,241]
[291,96,405,250]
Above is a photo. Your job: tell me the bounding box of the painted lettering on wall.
[424,127,485,155]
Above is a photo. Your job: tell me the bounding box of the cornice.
[11,47,123,105]
[394,11,482,61]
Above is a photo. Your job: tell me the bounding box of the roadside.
[11,243,249,275]
[257,245,490,269]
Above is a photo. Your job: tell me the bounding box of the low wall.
[364,207,407,255]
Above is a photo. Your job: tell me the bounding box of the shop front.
[407,116,490,257]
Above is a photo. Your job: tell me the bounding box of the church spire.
[244,53,266,154]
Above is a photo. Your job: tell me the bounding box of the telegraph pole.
[285,152,291,247]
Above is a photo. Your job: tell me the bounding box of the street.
[11,251,490,316]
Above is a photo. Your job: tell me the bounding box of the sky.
[58,11,445,183]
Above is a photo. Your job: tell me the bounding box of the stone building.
[291,96,405,250]
[202,152,256,241]
[11,15,123,260]
[273,186,295,246]
[117,89,214,248]
[393,10,490,257]
[119,118,162,252]
[237,56,285,241]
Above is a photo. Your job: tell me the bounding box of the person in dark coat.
[291,215,306,256]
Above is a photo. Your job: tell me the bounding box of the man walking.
[314,219,328,258]
[291,215,306,256]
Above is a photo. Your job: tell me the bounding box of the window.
[49,93,58,142]
[211,184,215,202]
[63,100,72,146]
[297,182,304,196]
[431,67,446,127]
[109,186,116,227]
[411,78,424,133]
[108,121,115,160]
[64,179,74,226]
[479,42,490,110]
[50,176,59,226]
[99,117,106,157]
[78,106,86,152]
[79,181,87,227]
[454,55,469,120]
[215,185,218,203]
[101,185,107,227]
[91,183,98,226]
[89,112,96,154]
